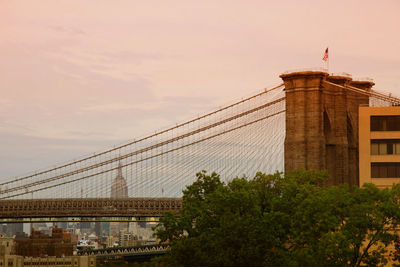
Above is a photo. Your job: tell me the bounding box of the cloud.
[1,0,399,181]
[81,94,215,113]
[82,102,156,112]
[49,25,86,36]
[0,132,119,180]
[0,99,13,113]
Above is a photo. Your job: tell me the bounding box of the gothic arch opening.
[324,110,332,143]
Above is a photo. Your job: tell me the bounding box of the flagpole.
[327,46,329,73]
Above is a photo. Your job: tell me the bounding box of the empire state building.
[111,162,128,199]
[110,162,129,236]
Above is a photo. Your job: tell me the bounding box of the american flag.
[322,48,328,61]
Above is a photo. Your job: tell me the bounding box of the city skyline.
[1,0,400,180]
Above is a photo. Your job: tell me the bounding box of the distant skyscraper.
[111,162,128,199]
[110,163,129,236]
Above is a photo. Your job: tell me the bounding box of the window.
[396,143,400,154]
[371,116,400,131]
[379,143,387,154]
[371,162,400,178]
[371,139,400,155]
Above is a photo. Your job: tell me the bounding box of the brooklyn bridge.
[1,70,399,221]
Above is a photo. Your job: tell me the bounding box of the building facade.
[359,106,400,187]
[0,235,14,256]
[14,226,73,257]
[110,163,128,199]
[0,255,96,267]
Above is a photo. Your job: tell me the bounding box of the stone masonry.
[280,71,374,186]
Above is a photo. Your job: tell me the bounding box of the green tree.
[154,170,400,267]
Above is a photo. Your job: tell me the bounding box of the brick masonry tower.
[280,71,374,186]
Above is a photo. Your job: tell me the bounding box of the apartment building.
[359,106,400,187]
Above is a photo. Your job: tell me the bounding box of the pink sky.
[1,0,399,179]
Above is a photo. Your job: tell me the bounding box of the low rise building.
[0,255,95,267]
[359,106,400,187]
[0,235,14,256]
[119,232,145,247]
[14,226,73,257]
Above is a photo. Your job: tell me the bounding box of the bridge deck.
[0,198,182,218]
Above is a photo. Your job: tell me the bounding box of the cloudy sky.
[1,0,399,180]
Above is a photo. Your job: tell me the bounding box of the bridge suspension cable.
[2,78,397,201]
[0,84,284,187]
[0,83,286,199]
[323,80,400,106]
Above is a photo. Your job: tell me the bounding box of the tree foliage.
[154,170,400,266]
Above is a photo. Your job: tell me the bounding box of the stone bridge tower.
[280,71,374,186]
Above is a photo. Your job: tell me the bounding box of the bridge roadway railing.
[78,244,169,257]
[0,198,182,218]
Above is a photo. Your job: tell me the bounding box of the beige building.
[119,232,144,247]
[0,255,96,267]
[0,236,14,256]
[359,106,400,187]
